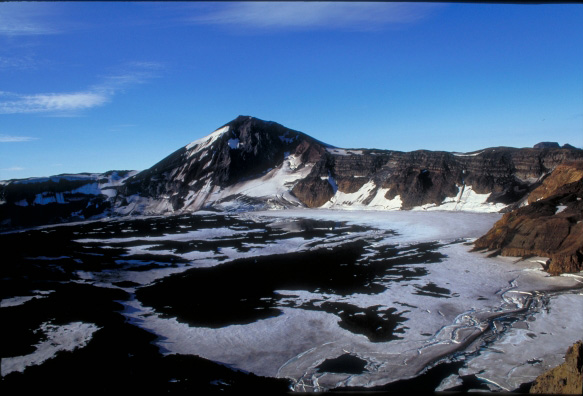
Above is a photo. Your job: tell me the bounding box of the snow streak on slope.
[186,125,230,156]
[205,153,314,210]
[412,185,508,213]
[322,181,402,210]
[319,181,506,213]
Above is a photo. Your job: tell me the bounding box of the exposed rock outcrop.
[2,116,583,229]
[0,171,134,228]
[474,161,583,275]
[534,142,561,149]
[291,177,335,208]
[530,341,583,394]
[528,161,583,204]
[299,146,583,210]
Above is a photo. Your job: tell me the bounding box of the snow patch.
[327,172,338,194]
[205,154,314,202]
[452,151,484,157]
[1,321,100,375]
[186,126,230,156]
[322,181,402,211]
[114,194,175,216]
[412,185,507,213]
[367,188,402,210]
[33,192,66,205]
[98,171,138,189]
[227,138,240,149]
[70,182,101,195]
[0,290,53,308]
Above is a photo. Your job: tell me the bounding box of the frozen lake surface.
[1,209,582,392]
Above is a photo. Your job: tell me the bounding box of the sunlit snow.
[118,209,583,391]
[186,125,230,156]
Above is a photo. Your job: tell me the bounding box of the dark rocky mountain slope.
[1,116,582,233]
[117,115,327,213]
[0,171,135,228]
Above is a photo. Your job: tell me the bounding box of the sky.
[1,1,582,180]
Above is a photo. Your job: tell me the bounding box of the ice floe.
[118,209,582,391]
[1,321,100,376]
[5,209,580,392]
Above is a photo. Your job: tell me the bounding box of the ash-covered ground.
[1,210,581,393]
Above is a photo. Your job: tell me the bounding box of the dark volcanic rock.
[377,151,461,208]
[530,340,583,394]
[299,146,583,209]
[120,115,328,211]
[0,171,132,229]
[336,176,369,194]
[3,116,583,227]
[534,142,561,149]
[108,117,583,214]
[474,161,583,275]
[291,176,335,208]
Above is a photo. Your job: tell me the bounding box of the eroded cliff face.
[2,116,583,230]
[530,341,583,395]
[528,161,583,204]
[474,161,583,275]
[292,146,583,210]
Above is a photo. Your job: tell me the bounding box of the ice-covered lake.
[1,209,582,392]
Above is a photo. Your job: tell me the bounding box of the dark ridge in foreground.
[0,281,291,394]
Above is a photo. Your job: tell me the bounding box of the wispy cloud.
[0,92,108,115]
[0,2,60,36]
[0,166,25,172]
[92,61,163,95]
[187,2,443,31]
[0,135,39,143]
[0,55,43,70]
[0,62,163,116]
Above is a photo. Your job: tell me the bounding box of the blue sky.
[1,2,582,180]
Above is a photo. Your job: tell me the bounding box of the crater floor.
[1,209,581,392]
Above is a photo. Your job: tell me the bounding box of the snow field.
[1,321,101,376]
[118,210,582,391]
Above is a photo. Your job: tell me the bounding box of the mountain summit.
[2,115,583,227]
[118,116,329,213]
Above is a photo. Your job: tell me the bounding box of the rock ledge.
[530,340,583,394]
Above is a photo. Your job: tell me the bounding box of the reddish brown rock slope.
[474,161,583,275]
[530,341,583,394]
